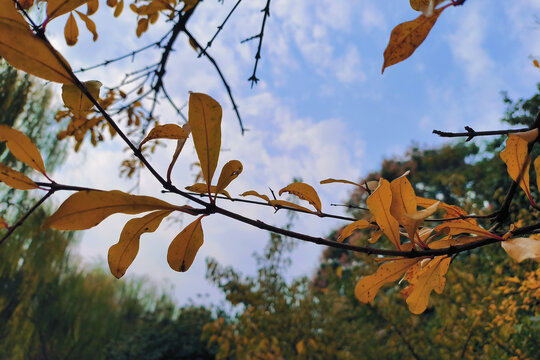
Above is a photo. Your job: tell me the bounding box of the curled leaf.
[167,216,204,272]
[338,219,372,242]
[500,135,534,206]
[320,178,362,187]
[47,0,91,20]
[108,210,172,278]
[367,179,401,249]
[390,173,417,241]
[279,182,322,213]
[215,160,243,195]
[0,125,47,176]
[515,128,539,143]
[140,123,189,149]
[86,0,99,15]
[434,220,502,240]
[76,10,98,41]
[268,200,315,214]
[501,237,540,263]
[44,190,181,230]
[241,190,270,202]
[355,258,420,303]
[382,8,445,73]
[0,163,38,190]
[188,93,222,190]
[167,124,191,182]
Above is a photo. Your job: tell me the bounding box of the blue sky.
[36,0,540,305]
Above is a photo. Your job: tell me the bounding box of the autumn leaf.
[382,7,445,73]
[279,182,322,213]
[337,219,373,242]
[76,10,98,41]
[434,220,502,240]
[0,0,27,24]
[515,128,539,143]
[166,123,191,182]
[64,12,79,46]
[108,210,172,278]
[535,156,540,192]
[500,135,535,206]
[320,178,362,187]
[367,178,401,249]
[241,190,270,202]
[268,200,316,214]
[0,18,73,84]
[183,0,199,12]
[405,256,451,314]
[46,0,91,20]
[136,18,149,37]
[113,0,124,17]
[0,125,47,177]
[86,0,99,15]
[215,160,243,196]
[62,80,102,118]
[139,123,190,149]
[188,93,222,192]
[355,258,420,303]
[167,216,204,272]
[501,237,540,263]
[185,183,231,199]
[390,173,417,241]
[44,190,182,230]
[0,163,38,190]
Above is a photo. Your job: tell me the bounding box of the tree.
[0,0,539,322]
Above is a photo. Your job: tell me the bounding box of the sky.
[32,0,540,306]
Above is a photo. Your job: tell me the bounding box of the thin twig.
[331,203,369,211]
[243,0,271,87]
[200,0,243,56]
[432,126,529,141]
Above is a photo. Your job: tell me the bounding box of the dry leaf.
[434,220,501,239]
[76,10,98,41]
[64,12,79,46]
[215,160,243,195]
[0,163,38,190]
[44,190,181,230]
[139,123,189,148]
[188,93,222,191]
[382,8,445,73]
[86,0,99,15]
[320,178,362,187]
[355,258,420,303]
[390,173,417,241]
[367,178,401,249]
[279,182,322,213]
[47,0,91,20]
[185,183,231,199]
[338,219,372,242]
[108,210,172,278]
[0,18,73,84]
[501,237,540,263]
[62,80,102,118]
[241,190,270,202]
[0,125,47,176]
[268,200,315,214]
[405,256,451,314]
[167,216,204,272]
[500,135,534,206]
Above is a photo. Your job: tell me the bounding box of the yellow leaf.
[64,12,79,46]
[355,258,420,303]
[140,124,189,148]
[114,0,124,17]
[0,163,38,190]
[500,134,534,206]
[533,59,540,68]
[61,80,102,118]
[167,216,204,272]
[108,210,172,278]
[409,0,430,11]
[366,178,401,249]
[405,201,440,241]
[405,256,451,314]
[268,200,316,214]
[296,340,305,354]
[0,0,27,24]
[188,93,222,190]
[0,18,73,84]
[382,8,445,73]
[44,190,181,230]
[336,266,343,278]
[185,183,231,199]
[338,219,372,242]
[167,124,191,182]
[279,182,322,213]
[428,235,483,249]
[320,178,362,187]
[76,10,98,41]
[136,18,148,37]
[501,237,540,263]
[215,160,243,195]
[390,173,417,241]
[0,125,47,176]
[183,0,199,12]
[47,0,91,20]
[107,0,118,7]
[368,229,384,244]
[86,0,99,15]
[515,128,539,143]
[434,220,501,239]
[241,190,270,202]
[535,156,540,193]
